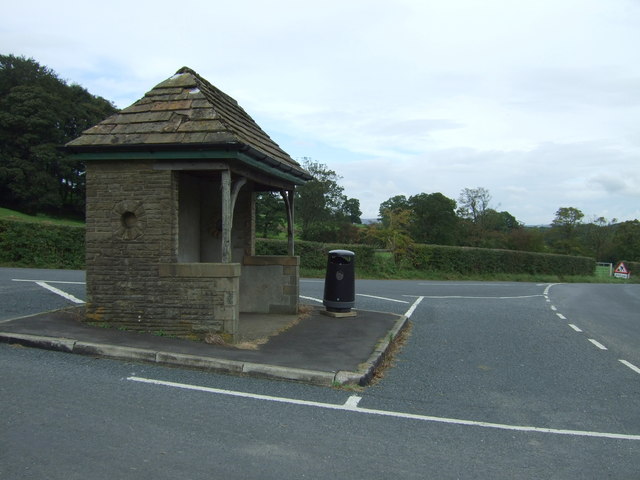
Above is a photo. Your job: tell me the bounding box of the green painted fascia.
[70,150,307,185]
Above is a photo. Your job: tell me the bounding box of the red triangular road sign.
[615,262,629,274]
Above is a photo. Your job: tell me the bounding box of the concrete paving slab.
[0,306,407,386]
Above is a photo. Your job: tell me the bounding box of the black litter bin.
[323,250,355,312]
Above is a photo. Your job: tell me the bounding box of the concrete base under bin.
[321,309,357,318]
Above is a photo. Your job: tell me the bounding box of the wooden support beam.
[281,189,295,256]
[221,172,247,263]
[221,169,232,263]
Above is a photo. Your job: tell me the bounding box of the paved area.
[0,306,407,386]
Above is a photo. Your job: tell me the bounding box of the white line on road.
[405,295,543,300]
[543,283,562,296]
[20,280,85,304]
[556,313,567,320]
[550,306,557,311]
[356,294,409,304]
[588,339,608,350]
[12,279,85,285]
[127,376,640,441]
[343,395,362,409]
[568,324,583,332]
[299,295,323,304]
[404,296,424,318]
[619,360,640,375]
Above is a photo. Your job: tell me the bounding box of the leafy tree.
[407,192,459,245]
[378,195,409,226]
[583,216,617,261]
[457,187,491,224]
[368,208,414,264]
[295,159,360,241]
[611,220,640,262]
[547,207,586,255]
[342,197,362,224]
[255,192,285,238]
[0,54,117,216]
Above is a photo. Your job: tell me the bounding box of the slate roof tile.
[66,67,310,182]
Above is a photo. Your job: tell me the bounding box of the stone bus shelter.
[65,67,312,341]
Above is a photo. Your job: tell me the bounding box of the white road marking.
[127,376,640,441]
[568,324,583,332]
[356,294,409,304]
[543,283,562,296]
[13,279,85,304]
[12,279,85,285]
[35,281,85,304]
[619,360,640,375]
[343,395,362,409]
[299,295,323,304]
[404,296,424,318]
[550,305,557,311]
[556,313,567,320]
[417,283,525,287]
[588,339,608,350]
[407,295,542,300]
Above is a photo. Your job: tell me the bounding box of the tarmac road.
[1,268,639,479]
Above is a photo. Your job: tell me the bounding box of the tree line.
[0,55,117,217]
[258,163,639,264]
[2,55,637,264]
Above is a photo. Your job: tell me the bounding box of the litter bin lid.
[329,249,355,257]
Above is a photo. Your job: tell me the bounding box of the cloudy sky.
[3,0,639,224]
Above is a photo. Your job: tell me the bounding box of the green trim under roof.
[70,150,308,185]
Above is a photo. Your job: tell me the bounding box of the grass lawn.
[0,207,84,227]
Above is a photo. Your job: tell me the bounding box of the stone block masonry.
[85,160,239,339]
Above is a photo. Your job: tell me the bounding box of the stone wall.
[85,160,240,339]
[240,256,300,314]
[85,159,297,340]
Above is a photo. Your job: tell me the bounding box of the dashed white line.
[568,324,583,332]
[556,313,567,320]
[127,376,640,441]
[588,339,608,351]
[550,306,557,311]
[619,360,640,375]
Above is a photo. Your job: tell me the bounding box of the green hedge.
[256,239,595,276]
[621,260,639,276]
[0,220,596,277]
[256,238,375,270]
[407,244,595,276]
[0,219,85,269]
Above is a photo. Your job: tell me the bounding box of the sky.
[2,0,639,225]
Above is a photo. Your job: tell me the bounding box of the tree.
[547,207,585,255]
[378,195,409,226]
[295,159,361,241]
[457,187,492,224]
[255,192,285,238]
[584,216,617,261]
[0,54,117,216]
[611,220,640,262]
[407,192,458,245]
[368,208,413,264]
[342,197,362,224]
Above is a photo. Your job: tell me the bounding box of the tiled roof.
[66,67,310,182]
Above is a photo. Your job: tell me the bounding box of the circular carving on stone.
[113,201,145,241]
[121,211,138,229]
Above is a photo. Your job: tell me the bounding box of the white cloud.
[2,0,639,225]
